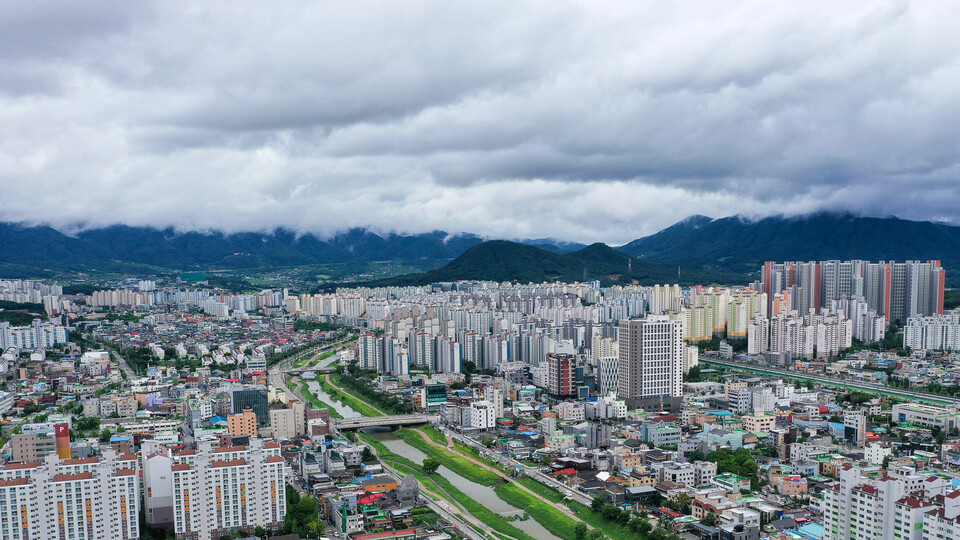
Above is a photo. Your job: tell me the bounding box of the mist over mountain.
[350,241,746,289]
[618,212,960,277]
[0,223,576,276]
[4,213,960,285]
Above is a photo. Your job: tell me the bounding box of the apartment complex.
[759,260,945,323]
[143,438,288,540]
[822,465,951,540]
[904,312,960,351]
[0,450,140,540]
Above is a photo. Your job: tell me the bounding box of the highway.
[701,358,960,405]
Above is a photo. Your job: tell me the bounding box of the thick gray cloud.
[1,0,959,244]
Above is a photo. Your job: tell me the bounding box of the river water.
[368,431,561,540]
[301,370,562,540]
[304,378,362,419]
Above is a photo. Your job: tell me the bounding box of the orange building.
[227,409,258,437]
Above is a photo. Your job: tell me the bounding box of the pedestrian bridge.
[335,414,439,431]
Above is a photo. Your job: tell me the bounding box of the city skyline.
[3,2,960,244]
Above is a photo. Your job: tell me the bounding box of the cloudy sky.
[2,1,959,244]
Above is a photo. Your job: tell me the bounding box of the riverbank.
[359,432,535,540]
[288,377,345,420]
[319,375,385,417]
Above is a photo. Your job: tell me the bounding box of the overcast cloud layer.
[2,1,959,244]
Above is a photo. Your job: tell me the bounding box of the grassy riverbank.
[292,377,344,420]
[358,433,536,540]
[397,427,586,539]
[495,482,579,539]
[395,428,502,485]
[318,376,384,417]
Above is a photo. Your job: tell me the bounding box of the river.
[368,431,562,540]
[304,377,362,419]
[302,370,562,540]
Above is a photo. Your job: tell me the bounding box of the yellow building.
[742,414,776,434]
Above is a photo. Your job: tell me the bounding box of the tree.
[591,497,606,512]
[422,458,441,475]
[689,449,707,462]
[253,526,267,539]
[673,492,692,514]
[99,429,112,442]
[362,446,374,462]
[702,513,717,527]
[590,530,606,540]
[575,522,589,540]
[601,504,621,521]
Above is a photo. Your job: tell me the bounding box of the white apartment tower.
[617,315,684,411]
[356,333,381,371]
[0,450,140,540]
[144,438,289,540]
[822,465,950,540]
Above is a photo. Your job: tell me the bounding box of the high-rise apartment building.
[617,315,684,411]
[822,465,951,540]
[547,353,576,397]
[356,332,381,371]
[0,449,140,540]
[759,260,944,323]
[648,285,683,315]
[143,438,288,540]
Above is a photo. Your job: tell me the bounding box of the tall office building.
[617,315,684,411]
[0,449,140,540]
[597,356,619,395]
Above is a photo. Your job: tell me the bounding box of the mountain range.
[351,241,744,288]
[618,212,960,276]
[2,212,960,285]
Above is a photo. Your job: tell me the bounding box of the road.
[437,425,596,507]
[269,336,354,401]
[702,358,960,405]
[108,349,138,380]
[367,445,490,540]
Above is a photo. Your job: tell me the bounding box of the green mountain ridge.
[350,241,748,288]
[618,212,960,283]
